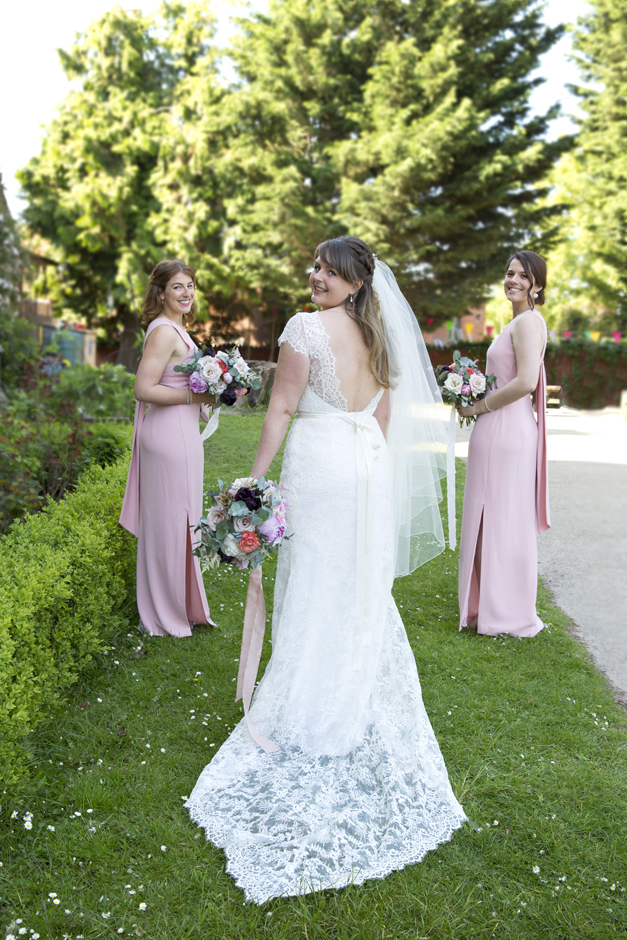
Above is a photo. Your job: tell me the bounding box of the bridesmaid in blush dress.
[457,250,550,637]
[120,260,217,637]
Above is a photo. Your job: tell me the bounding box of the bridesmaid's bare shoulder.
[511,310,545,337]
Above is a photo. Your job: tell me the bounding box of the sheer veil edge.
[373,259,454,576]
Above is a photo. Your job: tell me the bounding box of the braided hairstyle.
[314,236,390,389]
[506,250,547,310]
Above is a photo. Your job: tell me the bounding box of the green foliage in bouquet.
[0,457,136,789]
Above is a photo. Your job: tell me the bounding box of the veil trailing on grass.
[373,259,453,574]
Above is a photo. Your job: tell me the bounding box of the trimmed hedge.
[0,456,136,788]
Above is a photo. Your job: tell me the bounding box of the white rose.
[234,357,250,376]
[198,357,223,385]
[229,476,257,495]
[233,513,255,532]
[223,533,244,558]
[444,372,463,394]
[469,373,486,395]
[216,378,226,393]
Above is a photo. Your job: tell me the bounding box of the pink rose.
[258,514,286,544]
[233,513,255,532]
[189,372,209,394]
[461,384,471,396]
[223,372,233,384]
[239,531,261,553]
[206,506,227,530]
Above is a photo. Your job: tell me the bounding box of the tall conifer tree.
[222,0,567,322]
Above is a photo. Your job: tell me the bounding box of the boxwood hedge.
[0,456,136,788]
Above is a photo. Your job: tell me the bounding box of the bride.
[186,236,466,902]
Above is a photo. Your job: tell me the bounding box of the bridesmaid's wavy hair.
[141,259,198,329]
[314,236,390,389]
[506,250,547,309]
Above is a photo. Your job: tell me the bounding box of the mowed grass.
[1,411,626,940]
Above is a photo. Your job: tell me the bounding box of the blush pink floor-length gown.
[458,308,550,637]
[119,318,214,637]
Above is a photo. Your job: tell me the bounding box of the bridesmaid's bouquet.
[195,477,289,570]
[174,346,261,406]
[435,350,497,427]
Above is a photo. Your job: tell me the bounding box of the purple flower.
[258,514,286,544]
[189,372,209,394]
[234,487,262,511]
[220,388,237,406]
[461,384,471,396]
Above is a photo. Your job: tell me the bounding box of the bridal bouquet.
[195,476,288,571]
[435,350,497,427]
[174,346,261,406]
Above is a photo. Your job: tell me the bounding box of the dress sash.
[295,410,383,669]
[535,363,550,534]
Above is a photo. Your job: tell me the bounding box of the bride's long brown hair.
[314,236,390,389]
[141,259,198,329]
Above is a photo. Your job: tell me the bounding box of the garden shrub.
[52,362,135,421]
[0,309,38,391]
[0,456,136,789]
[83,421,132,468]
[0,356,133,534]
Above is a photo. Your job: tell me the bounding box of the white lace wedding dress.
[186,312,466,903]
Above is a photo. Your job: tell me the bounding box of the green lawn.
[1,412,626,940]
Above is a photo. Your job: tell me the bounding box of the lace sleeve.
[278,314,309,357]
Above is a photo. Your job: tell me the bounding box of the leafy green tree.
[147,13,245,340]
[219,0,568,324]
[0,175,38,392]
[567,0,627,331]
[538,153,619,334]
[18,2,216,369]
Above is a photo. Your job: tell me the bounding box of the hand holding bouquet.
[174,346,261,406]
[435,350,497,427]
[195,476,288,570]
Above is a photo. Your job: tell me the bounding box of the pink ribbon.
[235,566,280,753]
[535,363,550,534]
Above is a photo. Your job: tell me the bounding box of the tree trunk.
[116,304,142,373]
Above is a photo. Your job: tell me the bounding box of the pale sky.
[1,0,587,219]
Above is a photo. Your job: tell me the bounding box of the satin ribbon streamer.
[446,405,457,552]
[200,405,221,442]
[296,410,382,670]
[236,566,280,754]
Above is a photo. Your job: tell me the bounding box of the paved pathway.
[456,407,627,703]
